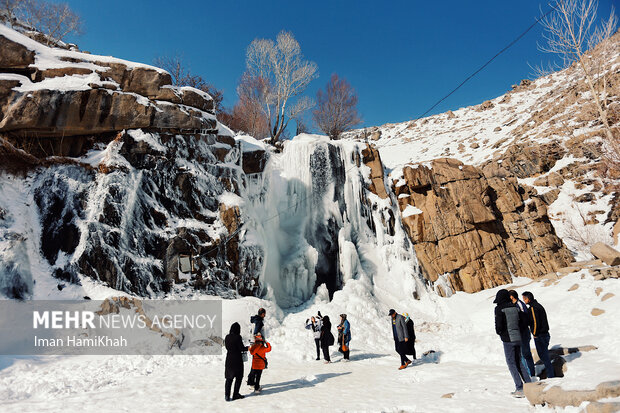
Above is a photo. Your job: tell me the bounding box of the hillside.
[342,31,619,292]
[1,18,620,413]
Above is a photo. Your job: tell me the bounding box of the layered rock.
[0,24,216,139]
[394,158,573,292]
[0,24,261,299]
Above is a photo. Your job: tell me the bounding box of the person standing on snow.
[403,312,417,360]
[509,290,535,377]
[389,309,411,370]
[251,308,266,337]
[305,312,323,360]
[337,314,351,361]
[522,291,555,379]
[247,333,271,393]
[224,322,248,401]
[320,315,335,363]
[494,289,531,398]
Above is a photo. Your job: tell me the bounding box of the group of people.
[224,306,418,401]
[226,291,554,401]
[494,289,555,398]
[389,309,417,369]
[305,312,351,363]
[224,308,271,401]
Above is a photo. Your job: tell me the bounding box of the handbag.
[256,353,268,369]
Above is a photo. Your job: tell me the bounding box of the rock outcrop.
[591,242,620,266]
[0,25,216,139]
[361,145,389,200]
[524,380,620,409]
[0,24,261,299]
[394,158,573,292]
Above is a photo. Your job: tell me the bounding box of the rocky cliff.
[2,23,613,302]
[346,32,619,295]
[0,24,260,299]
[395,158,572,293]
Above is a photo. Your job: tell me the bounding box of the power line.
[414,4,557,121]
[195,4,557,260]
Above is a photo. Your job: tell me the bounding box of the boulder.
[370,130,382,141]
[490,141,566,179]
[534,172,565,187]
[479,100,494,110]
[591,243,620,266]
[242,148,269,175]
[179,87,214,112]
[524,380,620,408]
[94,62,172,97]
[0,34,35,69]
[586,401,620,413]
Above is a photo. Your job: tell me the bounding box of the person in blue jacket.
[337,314,351,361]
[250,308,266,336]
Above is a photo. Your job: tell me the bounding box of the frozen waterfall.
[240,134,425,308]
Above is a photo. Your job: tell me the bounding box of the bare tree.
[245,31,318,144]
[153,54,224,113]
[295,116,309,135]
[17,0,83,46]
[224,73,270,138]
[312,74,362,140]
[538,0,617,144]
[0,0,20,27]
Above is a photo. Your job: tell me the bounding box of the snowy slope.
[343,37,620,259]
[0,269,618,412]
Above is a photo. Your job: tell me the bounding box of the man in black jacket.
[522,291,555,378]
[389,309,411,370]
[494,289,531,397]
[509,290,535,376]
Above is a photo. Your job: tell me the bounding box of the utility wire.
[413,4,557,122]
[195,5,557,260]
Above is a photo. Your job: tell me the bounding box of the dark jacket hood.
[229,322,241,335]
[250,315,262,323]
[493,289,510,304]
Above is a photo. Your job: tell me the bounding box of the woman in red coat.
[247,333,271,393]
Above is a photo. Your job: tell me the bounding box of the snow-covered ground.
[1,269,618,412]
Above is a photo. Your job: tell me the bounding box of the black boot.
[232,393,245,400]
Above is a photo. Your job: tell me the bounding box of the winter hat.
[388,309,396,316]
[493,289,510,304]
[229,322,241,335]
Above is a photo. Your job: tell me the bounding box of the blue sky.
[58,0,616,130]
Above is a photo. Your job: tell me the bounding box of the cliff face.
[394,158,572,293]
[0,23,602,302]
[0,25,261,299]
[346,32,619,295]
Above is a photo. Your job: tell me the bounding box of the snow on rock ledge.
[0,24,215,138]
